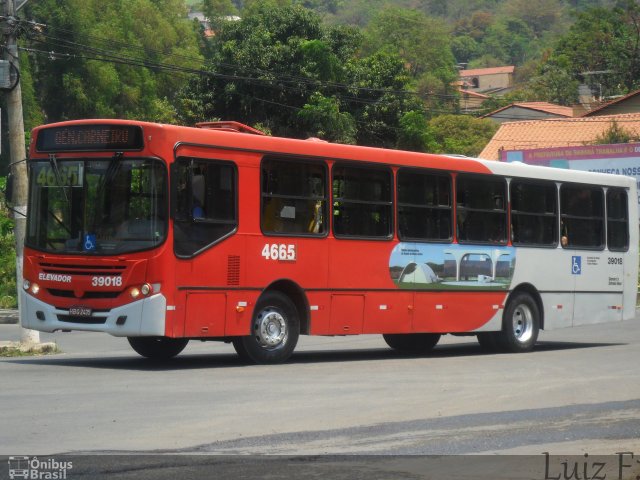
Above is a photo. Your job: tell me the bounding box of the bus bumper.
[20,290,167,337]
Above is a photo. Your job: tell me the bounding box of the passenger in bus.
[308,200,323,233]
[192,174,205,219]
[192,197,205,219]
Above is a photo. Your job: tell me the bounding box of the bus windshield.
[26,157,167,255]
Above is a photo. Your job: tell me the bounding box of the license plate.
[69,306,92,317]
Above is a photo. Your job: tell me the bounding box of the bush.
[0,177,17,308]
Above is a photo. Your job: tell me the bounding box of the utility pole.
[3,0,39,344]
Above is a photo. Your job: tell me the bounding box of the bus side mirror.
[3,172,14,209]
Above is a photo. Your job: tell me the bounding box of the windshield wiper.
[47,208,72,236]
[49,154,69,203]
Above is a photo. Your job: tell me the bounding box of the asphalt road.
[1,315,640,477]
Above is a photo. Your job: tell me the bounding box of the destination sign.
[33,161,83,187]
[36,125,144,152]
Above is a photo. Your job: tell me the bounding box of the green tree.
[297,93,356,143]
[593,120,640,144]
[481,16,537,65]
[453,11,495,41]
[26,0,202,122]
[451,35,480,64]
[503,0,565,38]
[344,51,424,147]
[180,2,422,147]
[540,2,640,98]
[202,0,238,33]
[202,0,238,19]
[396,111,437,152]
[0,177,16,308]
[294,0,343,15]
[428,114,498,157]
[180,2,342,134]
[0,51,43,175]
[362,7,458,118]
[529,63,580,105]
[363,7,457,82]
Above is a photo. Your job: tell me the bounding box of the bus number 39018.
[91,276,123,287]
[261,244,296,261]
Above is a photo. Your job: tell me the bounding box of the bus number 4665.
[262,244,296,261]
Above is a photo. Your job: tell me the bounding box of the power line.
[25,18,640,124]
[21,43,465,117]
[26,19,460,101]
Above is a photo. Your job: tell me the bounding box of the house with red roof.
[458,89,490,112]
[581,88,640,117]
[481,102,575,124]
[459,66,515,94]
[479,113,640,160]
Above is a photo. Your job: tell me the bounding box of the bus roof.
[31,119,636,189]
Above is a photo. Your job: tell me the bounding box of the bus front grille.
[39,262,126,277]
[48,289,122,299]
[57,315,107,324]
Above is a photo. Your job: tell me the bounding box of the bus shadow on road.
[2,340,623,371]
[292,340,623,364]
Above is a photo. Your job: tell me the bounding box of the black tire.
[383,333,441,354]
[495,292,540,353]
[127,336,189,359]
[476,332,500,351]
[232,291,300,364]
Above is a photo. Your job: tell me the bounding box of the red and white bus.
[16,119,638,363]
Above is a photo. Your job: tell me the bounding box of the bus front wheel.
[383,333,441,354]
[232,291,300,364]
[496,293,540,353]
[127,336,189,359]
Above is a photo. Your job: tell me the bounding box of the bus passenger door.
[171,155,240,338]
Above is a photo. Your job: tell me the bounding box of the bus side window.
[261,157,327,236]
[510,180,557,247]
[607,188,629,251]
[560,184,604,249]
[333,163,393,239]
[456,175,507,244]
[397,168,452,242]
[173,158,237,257]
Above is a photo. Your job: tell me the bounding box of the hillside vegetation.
[1,0,638,307]
[1,0,634,163]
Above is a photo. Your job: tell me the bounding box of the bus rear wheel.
[495,292,540,353]
[383,333,441,355]
[232,291,300,364]
[127,336,189,359]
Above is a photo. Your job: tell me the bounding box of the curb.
[0,309,19,325]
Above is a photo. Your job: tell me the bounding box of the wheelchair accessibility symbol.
[572,256,581,275]
[83,234,97,252]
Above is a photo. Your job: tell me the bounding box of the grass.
[0,343,61,357]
